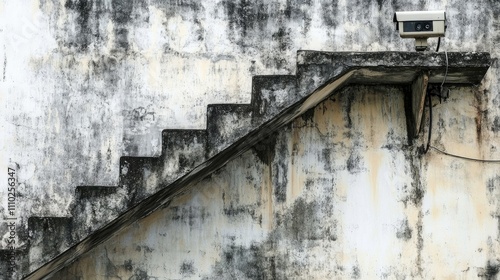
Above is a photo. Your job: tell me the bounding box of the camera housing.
[393,11,446,51]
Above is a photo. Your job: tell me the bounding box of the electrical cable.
[429,146,500,163]
[424,38,500,162]
[424,39,446,154]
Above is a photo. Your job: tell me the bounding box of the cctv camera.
[393,11,446,51]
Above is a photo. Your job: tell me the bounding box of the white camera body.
[393,11,446,51]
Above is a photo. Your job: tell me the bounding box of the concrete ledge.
[296,51,490,98]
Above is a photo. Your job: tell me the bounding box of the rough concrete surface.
[23,52,489,279]
[52,84,500,279]
[0,0,499,279]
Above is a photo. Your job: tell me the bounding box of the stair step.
[70,131,208,243]
[251,75,297,122]
[206,104,254,158]
[119,156,161,205]
[0,248,23,279]
[28,217,72,272]
[72,186,126,242]
[161,129,208,185]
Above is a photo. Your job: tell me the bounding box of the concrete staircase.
[0,51,490,279]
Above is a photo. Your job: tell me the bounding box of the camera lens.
[416,23,422,31]
[425,24,431,30]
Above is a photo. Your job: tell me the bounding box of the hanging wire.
[430,146,500,163]
[425,38,500,162]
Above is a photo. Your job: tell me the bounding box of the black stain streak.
[487,176,500,238]
[129,268,151,280]
[415,211,424,276]
[111,0,133,49]
[2,45,6,82]
[124,259,133,271]
[487,176,500,193]
[346,150,363,174]
[320,1,338,28]
[272,134,289,203]
[252,133,277,165]
[65,0,93,50]
[401,145,424,207]
[396,219,412,241]
[478,260,500,280]
[89,55,118,81]
[205,194,337,278]
[381,128,404,151]
[300,106,315,124]
[209,243,268,280]
[218,0,301,70]
[375,0,386,10]
[178,154,189,170]
[180,260,196,276]
[155,0,202,19]
[171,206,210,227]
[351,265,361,279]
[222,0,269,41]
[111,0,133,24]
[398,143,425,275]
[223,202,256,219]
[285,198,322,241]
[304,178,315,190]
[474,89,487,143]
[410,183,424,206]
[492,116,500,132]
[285,0,312,35]
[344,92,355,129]
[103,247,120,278]
[271,27,292,69]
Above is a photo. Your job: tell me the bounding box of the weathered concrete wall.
[52,86,415,278]
[53,82,500,278]
[0,0,499,278]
